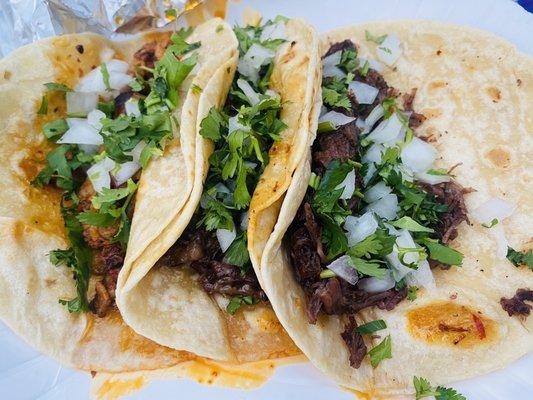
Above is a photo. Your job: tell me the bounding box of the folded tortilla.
[257,20,533,395]
[116,19,321,362]
[0,19,238,372]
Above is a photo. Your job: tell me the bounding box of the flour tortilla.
[0,19,236,372]
[116,19,320,362]
[259,20,533,394]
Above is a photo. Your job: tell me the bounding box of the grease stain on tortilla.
[485,147,511,168]
[429,80,448,90]
[486,86,502,102]
[95,376,146,400]
[407,301,497,347]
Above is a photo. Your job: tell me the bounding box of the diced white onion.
[323,65,346,79]
[260,22,286,41]
[385,229,419,281]
[105,59,129,74]
[265,89,279,99]
[358,273,395,293]
[237,44,275,83]
[87,157,115,193]
[405,260,436,291]
[76,68,106,93]
[326,255,359,285]
[319,105,328,117]
[348,81,378,105]
[87,109,106,130]
[335,169,356,200]
[366,113,403,144]
[76,59,133,94]
[471,198,515,225]
[318,110,355,128]
[58,118,103,145]
[237,78,260,105]
[356,118,366,129]
[362,143,384,164]
[344,212,378,247]
[363,105,384,134]
[363,162,377,186]
[415,171,450,185]
[66,92,98,114]
[364,181,392,203]
[376,34,402,66]
[78,144,99,155]
[125,98,141,117]
[401,137,437,173]
[240,211,249,230]
[128,141,147,164]
[216,227,236,252]
[366,193,398,221]
[491,224,509,259]
[358,57,383,72]
[108,73,134,90]
[321,51,342,68]
[112,161,140,187]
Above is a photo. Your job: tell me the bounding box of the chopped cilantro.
[414,376,466,400]
[420,238,463,266]
[339,47,358,72]
[200,107,226,141]
[317,120,336,133]
[226,295,255,315]
[357,319,387,334]
[322,86,351,110]
[506,247,533,270]
[319,269,336,279]
[100,62,111,91]
[365,30,388,45]
[37,95,48,114]
[368,335,392,368]
[44,82,72,92]
[42,119,69,141]
[191,84,203,94]
[390,216,434,233]
[481,218,498,228]
[164,8,177,18]
[308,172,321,190]
[407,285,418,301]
[360,60,370,77]
[128,79,144,92]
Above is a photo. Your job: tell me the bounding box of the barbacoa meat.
[500,289,533,317]
[341,316,368,368]
[162,225,267,302]
[420,181,470,243]
[132,34,172,72]
[402,88,426,128]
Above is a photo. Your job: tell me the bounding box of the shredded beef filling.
[341,316,368,368]
[161,224,267,302]
[500,289,533,317]
[419,181,471,244]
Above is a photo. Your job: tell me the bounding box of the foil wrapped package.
[0,0,228,58]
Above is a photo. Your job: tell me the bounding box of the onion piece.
[363,162,377,186]
[344,212,378,247]
[362,143,384,164]
[406,260,436,291]
[358,273,395,293]
[322,51,342,68]
[491,224,509,259]
[366,113,403,144]
[237,44,275,83]
[318,110,355,128]
[385,229,419,281]
[112,161,141,187]
[401,137,437,173]
[240,211,249,230]
[470,198,515,225]
[229,116,249,133]
[105,59,129,74]
[87,109,106,130]
[366,193,399,221]
[348,81,378,104]
[100,48,114,62]
[237,78,260,105]
[216,227,236,252]
[66,92,98,114]
[376,34,402,66]
[323,65,346,79]
[260,22,286,41]
[364,181,392,203]
[326,255,359,285]
[87,157,115,193]
[58,119,103,145]
[127,141,147,164]
[335,169,356,200]
[363,105,384,134]
[125,98,141,116]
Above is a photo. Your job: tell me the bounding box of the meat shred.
[500,289,533,317]
[341,316,368,368]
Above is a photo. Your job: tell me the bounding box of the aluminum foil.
[0,0,225,58]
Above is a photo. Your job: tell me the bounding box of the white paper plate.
[1,0,531,398]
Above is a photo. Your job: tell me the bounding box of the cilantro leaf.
[44,82,72,92]
[339,47,357,72]
[420,238,463,266]
[320,215,349,260]
[506,247,533,270]
[368,335,392,368]
[322,87,351,110]
[76,211,116,227]
[435,386,467,400]
[38,95,48,114]
[100,63,111,91]
[348,229,395,259]
[481,218,498,228]
[42,119,69,141]
[312,160,353,215]
[357,319,387,334]
[350,257,387,278]
[200,107,226,141]
[223,232,250,268]
[200,198,234,231]
[365,30,388,45]
[91,180,137,210]
[413,376,439,399]
[390,216,434,233]
[407,285,418,301]
[226,295,255,315]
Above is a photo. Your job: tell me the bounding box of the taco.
[257,21,533,394]
[116,17,321,362]
[0,18,239,371]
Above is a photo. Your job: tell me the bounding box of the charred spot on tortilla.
[407,302,497,347]
[485,147,511,169]
[75,44,84,54]
[486,86,501,102]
